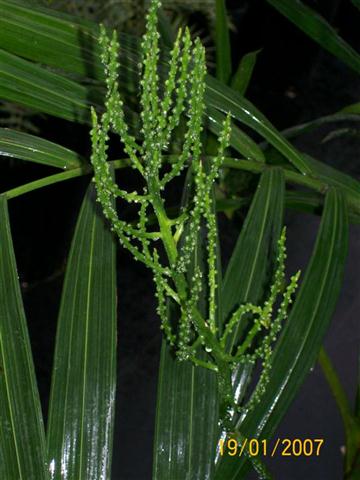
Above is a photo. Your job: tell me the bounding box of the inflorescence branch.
[90,0,300,425]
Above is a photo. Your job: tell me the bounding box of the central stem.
[147,173,188,300]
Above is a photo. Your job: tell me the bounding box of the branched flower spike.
[91,0,301,428]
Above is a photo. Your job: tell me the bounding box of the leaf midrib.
[78,213,96,479]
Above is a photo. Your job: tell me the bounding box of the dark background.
[2,0,360,478]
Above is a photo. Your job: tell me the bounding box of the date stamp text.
[218,438,324,458]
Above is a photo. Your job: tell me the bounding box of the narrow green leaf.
[46,182,117,479]
[0,0,102,78]
[284,190,323,216]
[322,127,360,143]
[205,76,311,175]
[216,191,312,218]
[0,128,83,169]
[267,0,360,75]
[0,49,99,122]
[231,50,261,96]
[301,154,360,209]
[153,173,220,480]
[222,168,285,324]
[194,155,360,220]
[207,107,265,162]
[0,0,138,84]
[217,191,360,225]
[215,0,232,84]
[0,195,47,480]
[220,168,284,421]
[318,347,360,478]
[318,346,360,472]
[0,1,309,174]
[216,188,349,479]
[279,112,360,140]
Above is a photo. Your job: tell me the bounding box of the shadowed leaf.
[0,195,47,480]
[267,0,360,75]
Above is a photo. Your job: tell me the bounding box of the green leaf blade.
[46,183,117,479]
[219,168,284,449]
[0,128,84,169]
[207,107,265,162]
[215,0,232,84]
[153,340,219,480]
[301,154,360,212]
[216,187,349,478]
[342,102,360,114]
[205,76,311,174]
[0,1,310,174]
[222,167,285,322]
[231,50,261,96]
[267,0,360,75]
[0,0,102,78]
[0,48,97,123]
[153,174,221,480]
[0,195,47,480]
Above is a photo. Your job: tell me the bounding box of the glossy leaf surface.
[220,168,284,443]
[280,112,360,140]
[0,0,102,77]
[153,174,220,480]
[205,76,311,175]
[0,128,83,169]
[46,182,117,479]
[0,195,47,480]
[206,107,265,162]
[0,49,97,122]
[0,1,309,176]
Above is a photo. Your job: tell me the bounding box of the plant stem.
[3,155,359,217]
[190,356,218,372]
[2,159,131,200]
[147,176,177,263]
[235,322,262,357]
[0,155,321,200]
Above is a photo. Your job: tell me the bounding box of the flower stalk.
[90,0,300,425]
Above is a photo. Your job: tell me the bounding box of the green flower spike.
[91,0,300,428]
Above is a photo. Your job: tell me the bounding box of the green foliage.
[0,0,358,478]
[267,0,360,75]
[0,196,47,480]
